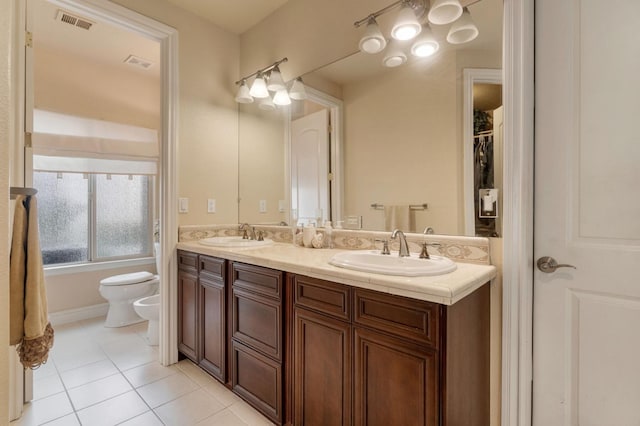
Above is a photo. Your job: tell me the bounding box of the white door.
[533,0,640,425]
[290,109,330,225]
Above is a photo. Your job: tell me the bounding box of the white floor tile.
[174,360,217,387]
[17,392,74,426]
[76,391,148,426]
[33,360,59,380]
[115,411,163,426]
[108,345,158,371]
[59,359,119,389]
[228,400,274,426]
[196,408,248,426]
[136,372,199,408]
[52,341,108,372]
[201,379,243,407]
[41,413,81,425]
[33,374,65,401]
[123,361,178,388]
[67,373,133,410]
[154,389,226,426]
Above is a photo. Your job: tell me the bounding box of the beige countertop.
[176,241,497,305]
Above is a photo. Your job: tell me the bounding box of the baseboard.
[49,303,109,326]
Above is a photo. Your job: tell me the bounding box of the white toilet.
[99,271,159,328]
[133,294,160,345]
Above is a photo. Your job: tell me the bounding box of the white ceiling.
[164,0,291,35]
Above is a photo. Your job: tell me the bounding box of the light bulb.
[359,17,387,54]
[259,95,276,111]
[391,3,422,41]
[249,73,269,98]
[383,41,407,67]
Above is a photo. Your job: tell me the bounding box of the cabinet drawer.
[232,262,282,300]
[293,275,351,321]
[177,250,198,272]
[232,340,282,424]
[199,255,225,279]
[354,289,440,348]
[232,288,282,360]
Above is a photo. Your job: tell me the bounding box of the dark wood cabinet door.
[178,269,198,362]
[232,340,283,424]
[199,277,226,382]
[354,327,438,426]
[293,308,351,426]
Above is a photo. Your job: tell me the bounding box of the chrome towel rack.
[370,203,428,210]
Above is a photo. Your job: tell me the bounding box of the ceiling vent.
[124,55,154,70]
[56,10,94,30]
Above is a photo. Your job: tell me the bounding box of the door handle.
[537,256,576,273]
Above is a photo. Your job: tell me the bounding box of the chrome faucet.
[239,223,257,240]
[391,229,410,257]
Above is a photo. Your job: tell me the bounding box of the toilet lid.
[100,271,155,286]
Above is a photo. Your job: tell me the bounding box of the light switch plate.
[259,200,267,213]
[278,200,285,212]
[179,197,189,213]
[344,215,362,229]
[207,199,216,213]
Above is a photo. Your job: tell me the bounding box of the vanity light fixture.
[273,89,292,106]
[428,0,463,25]
[235,79,253,103]
[234,57,307,107]
[411,24,439,57]
[390,1,423,40]
[355,0,480,67]
[359,17,387,54]
[446,7,479,44]
[383,40,408,67]
[266,65,286,91]
[289,77,307,100]
[249,72,269,99]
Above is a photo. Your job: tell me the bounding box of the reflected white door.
[290,109,329,224]
[533,0,640,425]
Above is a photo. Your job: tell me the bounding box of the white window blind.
[32,109,158,175]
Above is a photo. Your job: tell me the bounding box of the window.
[34,172,153,266]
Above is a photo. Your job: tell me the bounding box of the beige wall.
[112,0,240,227]
[34,46,160,129]
[1,0,14,417]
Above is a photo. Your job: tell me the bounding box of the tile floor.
[10,316,274,426]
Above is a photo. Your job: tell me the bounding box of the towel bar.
[370,203,428,211]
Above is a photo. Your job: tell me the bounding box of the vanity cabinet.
[289,277,490,426]
[177,251,199,362]
[177,250,227,382]
[230,262,284,424]
[291,275,352,426]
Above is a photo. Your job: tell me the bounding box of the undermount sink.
[198,236,273,248]
[329,250,457,277]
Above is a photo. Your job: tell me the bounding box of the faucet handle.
[257,230,264,241]
[375,239,390,255]
[242,229,249,239]
[419,242,441,259]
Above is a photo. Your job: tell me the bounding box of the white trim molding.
[501,0,535,425]
[49,303,109,326]
[47,0,179,367]
[462,68,503,237]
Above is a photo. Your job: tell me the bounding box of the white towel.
[384,205,411,232]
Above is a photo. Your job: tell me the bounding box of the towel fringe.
[17,322,54,369]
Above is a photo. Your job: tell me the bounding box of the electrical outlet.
[344,215,362,229]
[207,199,216,213]
[179,198,189,213]
[278,200,285,212]
[259,200,267,213]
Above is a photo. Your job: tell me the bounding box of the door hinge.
[25,31,33,48]
[328,172,334,181]
[24,132,32,148]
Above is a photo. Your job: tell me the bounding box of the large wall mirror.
[238,0,503,237]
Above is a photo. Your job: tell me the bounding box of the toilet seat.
[100,271,156,286]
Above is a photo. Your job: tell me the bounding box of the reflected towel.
[10,195,54,369]
[384,205,411,232]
